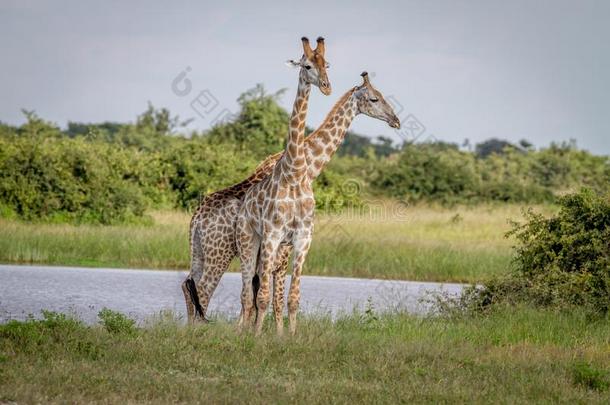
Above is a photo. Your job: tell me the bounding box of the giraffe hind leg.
[181,279,195,323]
[186,278,206,321]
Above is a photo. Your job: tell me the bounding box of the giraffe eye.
[305,65,312,70]
[370,98,379,103]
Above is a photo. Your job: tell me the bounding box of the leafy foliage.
[572,361,609,392]
[98,308,137,336]
[0,311,89,356]
[461,189,610,314]
[0,119,149,224]
[1,85,609,223]
[373,141,608,204]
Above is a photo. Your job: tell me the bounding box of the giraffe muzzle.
[320,82,332,95]
[389,115,401,129]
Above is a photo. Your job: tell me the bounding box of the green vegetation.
[0,205,533,283]
[1,86,609,224]
[1,307,608,403]
[1,89,608,403]
[463,189,610,314]
[98,308,137,336]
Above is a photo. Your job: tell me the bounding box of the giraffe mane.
[250,151,283,176]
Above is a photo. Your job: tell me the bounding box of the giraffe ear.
[285,60,301,68]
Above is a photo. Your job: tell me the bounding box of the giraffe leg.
[272,245,291,336]
[181,279,195,323]
[288,230,312,335]
[237,228,260,332]
[254,239,281,336]
[195,258,231,324]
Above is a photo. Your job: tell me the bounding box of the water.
[0,265,464,324]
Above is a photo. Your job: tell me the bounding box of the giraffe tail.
[251,244,263,311]
[252,274,260,311]
[185,278,205,320]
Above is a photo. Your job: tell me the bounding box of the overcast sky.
[1,0,609,153]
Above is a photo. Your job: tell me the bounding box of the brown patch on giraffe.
[302,198,315,211]
[272,212,282,227]
[311,141,323,156]
[288,143,297,157]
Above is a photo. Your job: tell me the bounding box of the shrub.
[373,145,479,204]
[572,361,609,392]
[2,97,609,223]
[98,308,137,336]
[0,311,84,353]
[313,169,364,213]
[463,189,610,314]
[0,122,149,224]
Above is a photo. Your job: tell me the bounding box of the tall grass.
[0,204,554,282]
[0,306,608,403]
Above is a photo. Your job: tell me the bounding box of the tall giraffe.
[236,72,400,335]
[184,73,400,329]
[182,36,330,323]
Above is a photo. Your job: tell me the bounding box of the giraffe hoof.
[194,316,210,325]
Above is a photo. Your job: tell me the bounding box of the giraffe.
[184,72,400,329]
[236,72,400,335]
[182,36,330,323]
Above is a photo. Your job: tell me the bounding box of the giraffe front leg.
[254,239,280,336]
[272,245,291,336]
[288,229,312,335]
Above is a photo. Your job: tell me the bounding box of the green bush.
[0,311,85,354]
[313,169,364,212]
[1,89,609,224]
[160,141,260,210]
[373,145,479,204]
[0,134,149,224]
[572,361,609,392]
[98,308,137,336]
[462,189,610,314]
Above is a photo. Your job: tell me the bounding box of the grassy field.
[0,204,554,283]
[1,306,608,403]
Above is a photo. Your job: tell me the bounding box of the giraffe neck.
[277,73,311,185]
[305,89,358,181]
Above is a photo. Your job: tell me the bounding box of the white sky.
[1,0,609,153]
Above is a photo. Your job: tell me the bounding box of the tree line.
[1,85,608,224]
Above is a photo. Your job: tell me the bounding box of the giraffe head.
[353,72,401,129]
[287,36,331,95]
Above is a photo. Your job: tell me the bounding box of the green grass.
[0,204,554,283]
[1,306,608,403]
